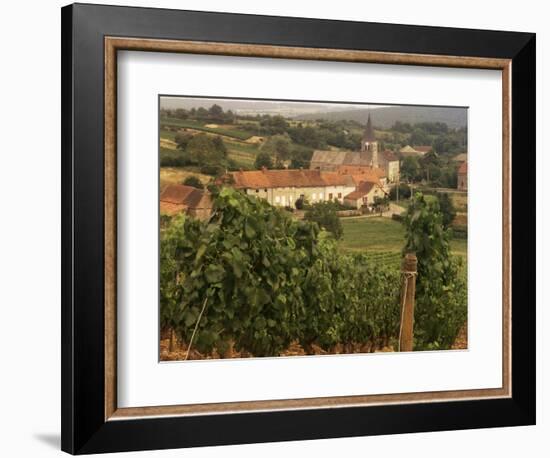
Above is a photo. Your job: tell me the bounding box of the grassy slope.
[160,117,251,140]
[339,217,467,268]
[159,167,213,191]
[159,118,260,169]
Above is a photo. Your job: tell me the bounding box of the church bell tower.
[361,114,378,167]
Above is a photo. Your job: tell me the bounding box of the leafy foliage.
[182,175,204,189]
[254,151,273,170]
[303,201,344,240]
[402,193,467,350]
[160,188,465,357]
[161,188,403,356]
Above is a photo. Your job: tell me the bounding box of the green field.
[339,216,467,268]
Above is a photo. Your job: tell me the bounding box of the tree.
[174,131,193,150]
[304,201,343,239]
[437,192,456,229]
[254,151,273,170]
[208,104,224,120]
[182,175,204,189]
[400,156,421,182]
[289,146,313,169]
[294,196,309,210]
[420,150,441,183]
[389,183,412,200]
[261,134,292,166]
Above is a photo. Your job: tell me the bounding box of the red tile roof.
[414,145,433,153]
[382,149,398,161]
[160,184,212,209]
[230,168,349,189]
[344,181,377,200]
[336,165,386,180]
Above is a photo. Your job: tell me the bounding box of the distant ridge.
[294,105,468,129]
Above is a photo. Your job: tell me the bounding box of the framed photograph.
[61,3,536,454]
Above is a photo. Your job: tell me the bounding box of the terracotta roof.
[320,171,352,186]
[336,165,386,186]
[458,161,467,174]
[382,149,398,161]
[363,114,376,142]
[414,145,432,153]
[230,168,349,189]
[160,201,187,216]
[344,182,377,200]
[160,184,212,209]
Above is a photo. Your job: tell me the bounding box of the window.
[255,189,259,193]
[329,193,333,200]
[338,192,342,198]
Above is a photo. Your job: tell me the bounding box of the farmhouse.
[229,168,356,208]
[457,161,467,191]
[160,184,213,220]
[309,114,400,182]
[343,181,387,209]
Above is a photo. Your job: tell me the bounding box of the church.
[309,114,400,183]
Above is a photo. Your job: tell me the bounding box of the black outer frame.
[61,3,536,454]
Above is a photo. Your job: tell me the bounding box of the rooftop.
[230,168,350,189]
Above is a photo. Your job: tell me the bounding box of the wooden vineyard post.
[399,253,418,352]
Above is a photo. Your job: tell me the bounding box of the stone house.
[343,181,387,209]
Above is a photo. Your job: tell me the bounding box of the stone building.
[309,114,400,182]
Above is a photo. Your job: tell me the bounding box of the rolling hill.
[294,105,468,129]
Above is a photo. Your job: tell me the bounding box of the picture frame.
[61,3,536,454]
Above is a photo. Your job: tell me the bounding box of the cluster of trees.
[240,115,362,151]
[385,121,467,155]
[161,132,235,175]
[399,152,459,188]
[160,188,466,356]
[161,104,235,124]
[254,134,314,170]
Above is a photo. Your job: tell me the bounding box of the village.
[159,113,468,260]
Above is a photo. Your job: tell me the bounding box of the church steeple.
[361,114,378,167]
[363,113,376,142]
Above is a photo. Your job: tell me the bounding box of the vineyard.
[160,188,467,360]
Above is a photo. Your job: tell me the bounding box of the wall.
[0,1,545,457]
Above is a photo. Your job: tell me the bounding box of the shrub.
[182,175,204,189]
[303,201,343,240]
